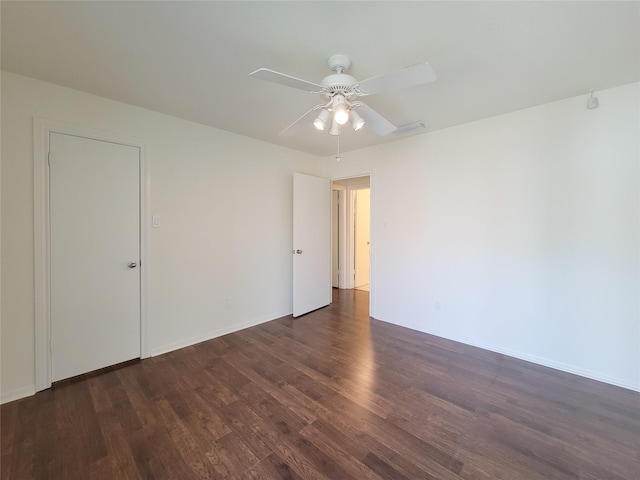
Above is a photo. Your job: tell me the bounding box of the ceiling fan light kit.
[249,54,437,138]
[313,108,331,131]
[332,95,350,125]
[329,119,341,136]
[350,110,366,131]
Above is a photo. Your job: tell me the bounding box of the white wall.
[327,83,640,391]
[1,72,323,402]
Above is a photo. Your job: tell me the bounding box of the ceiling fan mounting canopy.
[320,55,359,95]
[327,53,351,73]
[249,53,436,137]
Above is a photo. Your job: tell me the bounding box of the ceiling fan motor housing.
[321,73,357,91]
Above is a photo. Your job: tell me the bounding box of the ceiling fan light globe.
[334,105,349,125]
[332,94,349,125]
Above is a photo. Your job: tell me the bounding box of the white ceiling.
[2,1,638,157]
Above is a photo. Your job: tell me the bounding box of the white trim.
[347,189,356,289]
[1,385,37,405]
[33,118,150,392]
[331,185,348,289]
[33,119,51,391]
[150,310,292,357]
[369,172,376,318]
[377,316,640,393]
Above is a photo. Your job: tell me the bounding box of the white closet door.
[50,132,140,381]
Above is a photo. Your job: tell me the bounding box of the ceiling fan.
[249,54,436,137]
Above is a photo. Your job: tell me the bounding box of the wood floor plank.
[2,289,639,479]
[94,409,143,480]
[241,452,305,480]
[230,405,332,480]
[299,423,386,480]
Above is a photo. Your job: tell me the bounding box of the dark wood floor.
[2,289,639,479]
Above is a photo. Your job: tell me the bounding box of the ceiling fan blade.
[357,63,437,95]
[249,68,323,92]
[279,105,323,136]
[355,103,397,136]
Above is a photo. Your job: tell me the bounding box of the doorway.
[331,176,371,293]
[353,188,370,292]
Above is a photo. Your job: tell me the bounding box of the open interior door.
[293,173,331,317]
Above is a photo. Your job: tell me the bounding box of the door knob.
[127,262,137,269]
[296,250,303,254]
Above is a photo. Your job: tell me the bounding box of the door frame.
[33,118,150,391]
[332,184,347,289]
[331,174,374,316]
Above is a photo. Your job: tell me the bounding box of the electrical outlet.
[226,297,233,309]
[435,301,441,312]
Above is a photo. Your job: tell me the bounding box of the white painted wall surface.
[327,83,640,391]
[1,72,323,402]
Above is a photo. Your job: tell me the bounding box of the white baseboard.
[1,385,36,405]
[376,317,640,393]
[462,338,640,393]
[2,312,292,404]
[150,310,292,357]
